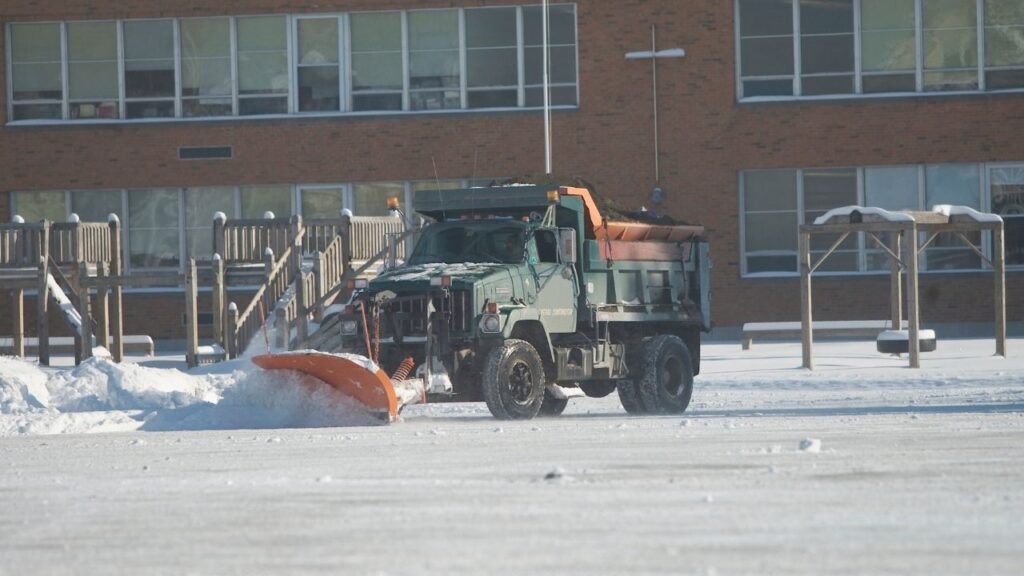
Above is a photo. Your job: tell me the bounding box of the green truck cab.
[337,184,711,420]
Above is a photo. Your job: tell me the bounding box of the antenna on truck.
[432,156,447,221]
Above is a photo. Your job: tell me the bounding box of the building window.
[352,182,404,216]
[799,0,855,95]
[66,21,120,120]
[241,185,292,219]
[922,0,979,91]
[523,4,578,106]
[465,7,520,108]
[737,0,1024,99]
[741,163,1013,276]
[300,186,345,218]
[7,6,579,123]
[741,170,799,273]
[180,17,233,117]
[11,190,66,222]
[9,23,64,120]
[71,190,123,224]
[861,0,918,93]
[350,12,404,111]
[738,0,795,97]
[296,17,342,112]
[185,187,236,259]
[990,165,1024,266]
[123,20,177,119]
[408,10,461,111]
[129,188,181,269]
[985,0,1024,88]
[236,16,289,116]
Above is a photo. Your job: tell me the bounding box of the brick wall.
[2,0,1022,336]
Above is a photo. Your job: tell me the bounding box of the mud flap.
[252,352,401,422]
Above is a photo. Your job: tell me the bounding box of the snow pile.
[0,355,382,436]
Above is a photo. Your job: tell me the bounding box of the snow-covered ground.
[1,338,1022,574]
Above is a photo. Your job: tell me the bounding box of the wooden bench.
[741,320,908,350]
[0,336,155,356]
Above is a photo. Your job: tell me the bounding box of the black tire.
[616,380,648,415]
[637,335,694,414]
[481,339,546,420]
[539,390,569,416]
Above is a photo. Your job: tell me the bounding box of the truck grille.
[381,290,474,337]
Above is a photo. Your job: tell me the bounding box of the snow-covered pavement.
[1,339,1023,574]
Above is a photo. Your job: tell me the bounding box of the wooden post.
[77,262,94,364]
[226,303,239,359]
[37,224,51,366]
[289,214,304,274]
[799,229,813,370]
[340,214,352,275]
[906,227,921,369]
[213,213,227,263]
[993,224,1007,357]
[889,232,902,330]
[296,271,309,345]
[12,288,25,358]
[211,254,225,348]
[263,247,275,315]
[312,254,325,322]
[95,262,110,350]
[109,216,124,362]
[276,307,289,350]
[184,259,199,368]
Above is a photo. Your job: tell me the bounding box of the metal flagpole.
[543,0,552,174]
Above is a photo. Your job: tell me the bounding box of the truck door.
[528,229,577,333]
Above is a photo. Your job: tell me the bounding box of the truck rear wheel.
[481,339,546,420]
[638,335,694,414]
[616,380,648,415]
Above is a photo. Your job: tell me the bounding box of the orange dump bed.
[558,186,704,243]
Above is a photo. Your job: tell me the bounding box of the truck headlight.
[479,314,502,334]
[340,319,359,335]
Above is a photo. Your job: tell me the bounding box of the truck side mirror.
[559,228,577,264]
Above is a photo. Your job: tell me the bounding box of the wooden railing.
[0,222,47,268]
[273,233,349,348]
[214,215,298,263]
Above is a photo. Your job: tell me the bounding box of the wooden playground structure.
[799,205,1007,369]
[2,211,405,368]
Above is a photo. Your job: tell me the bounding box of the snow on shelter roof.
[813,206,914,225]
[932,204,1003,223]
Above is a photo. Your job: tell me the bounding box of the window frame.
[740,162,1007,278]
[6,5,579,125]
[735,0,1024,101]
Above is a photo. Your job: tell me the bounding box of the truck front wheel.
[481,339,546,420]
[638,335,694,414]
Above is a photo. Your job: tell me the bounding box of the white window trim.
[740,162,1020,278]
[5,4,579,126]
[736,0,1024,102]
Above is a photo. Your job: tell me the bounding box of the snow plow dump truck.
[254,184,711,421]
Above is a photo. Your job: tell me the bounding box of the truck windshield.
[409,222,526,265]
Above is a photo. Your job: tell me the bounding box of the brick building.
[2,0,1022,340]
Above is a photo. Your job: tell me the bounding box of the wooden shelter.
[800,205,1006,369]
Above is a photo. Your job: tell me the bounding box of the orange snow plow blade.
[252,352,399,421]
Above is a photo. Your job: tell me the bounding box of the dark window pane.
[863,73,917,92]
[804,168,857,211]
[410,90,462,111]
[744,170,798,211]
[467,48,519,87]
[352,93,403,111]
[466,8,518,48]
[1006,218,1024,266]
[741,37,795,76]
[986,69,1024,89]
[298,67,340,111]
[125,66,175,99]
[525,46,577,85]
[525,86,578,107]
[811,251,859,271]
[182,99,232,117]
[12,104,62,120]
[800,0,854,34]
[239,97,288,116]
[801,74,854,95]
[747,255,797,274]
[740,0,794,37]
[801,34,854,74]
[523,4,577,45]
[468,90,518,108]
[743,79,795,96]
[126,100,175,119]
